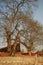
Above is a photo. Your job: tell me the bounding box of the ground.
[0,52,43,65]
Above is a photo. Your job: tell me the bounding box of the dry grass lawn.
[0,52,43,65]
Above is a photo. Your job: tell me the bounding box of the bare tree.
[0,0,38,56]
[10,15,43,56]
[19,20,43,56]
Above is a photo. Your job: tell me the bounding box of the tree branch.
[0,11,9,21]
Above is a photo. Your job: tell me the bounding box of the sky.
[34,0,43,25]
[0,0,43,51]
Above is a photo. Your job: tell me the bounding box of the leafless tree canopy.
[0,0,43,56]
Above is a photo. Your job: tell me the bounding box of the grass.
[0,52,43,65]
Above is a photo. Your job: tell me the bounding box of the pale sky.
[0,0,43,51]
[34,0,43,25]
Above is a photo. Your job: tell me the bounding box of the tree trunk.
[28,48,32,56]
[11,35,20,56]
[7,36,11,55]
[28,42,33,56]
[5,27,11,55]
[11,43,17,56]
